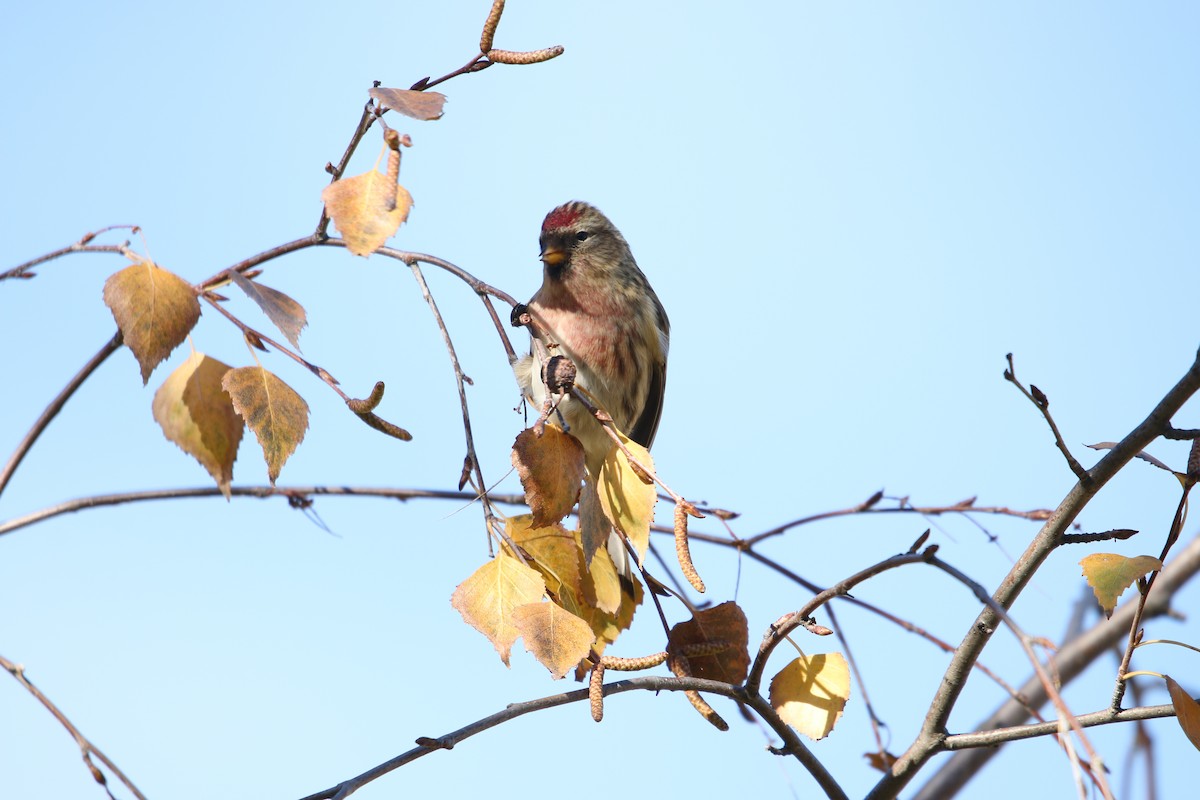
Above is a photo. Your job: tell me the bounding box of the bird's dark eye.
[575,230,590,241]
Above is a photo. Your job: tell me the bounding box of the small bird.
[515,201,669,577]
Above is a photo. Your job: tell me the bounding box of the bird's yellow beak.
[540,247,567,268]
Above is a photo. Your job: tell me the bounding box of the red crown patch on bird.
[542,202,586,232]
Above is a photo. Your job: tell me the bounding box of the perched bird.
[515,201,669,576]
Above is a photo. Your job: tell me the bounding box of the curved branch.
[0,486,528,539]
[297,675,846,800]
[942,700,1185,750]
[743,494,1052,548]
[911,531,1200,799]
[2,653,146,800]
[1004,353,1090,481]
[874,346,1200,799]
[196,235,324,291]
[375,245,519,362]
[0,331,123,500]
[746,550,932,695]
[1,225,138,282]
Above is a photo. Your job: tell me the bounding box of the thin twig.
[296,675,846,800]
[823,603,891,758]
[196,235,323,291]
[407,260,498,550]
[746,550,934,695]
[0,485,528,538]
[1,225,137,281]
[374,245,519,361]
[923,554,1115,799]
[913,536,1200,800]
[738,548,1039,718]
[1004,353,1090,481]
[2,654,146,800]
[0,332,123,500]
[744,491,1051,547]
[876,346,1200,800]
[316,102,379,237]
[201,294,351,400]
[564,383,699,514]
[411,53,492,93]
[941,701,1185,749]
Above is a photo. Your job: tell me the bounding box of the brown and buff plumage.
[517,201,668,465]
[515,201,669,576]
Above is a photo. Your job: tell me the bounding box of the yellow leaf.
[503,515,636,662]
[221,366,309,484]
[511,601,595,679]
[450,552,546,666]
[228,271,307,350]
[322,166,413,256]
[511,425,585,528]
[579,528,622,616]
[597,436,656,564]
[770,653,851,741]
[152,352,244,498]
[1165,676,1200,752]
[666,601,750,684]
[504,516,585,602]
[103,260,200,383]
[1080,553,1163,618]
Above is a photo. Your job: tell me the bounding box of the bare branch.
[1004,353,1091,482]
[872,346,1200,799]
[296,675,846,800]
[406,260,500,551]
[2,654,146,800]
[0,332,123,500]
[746,550,934,696]
[1,226,136,281]
[744,491,1051,547]
[942,701,1187,750]
[0,486,527,539]
[911,532,1200,799]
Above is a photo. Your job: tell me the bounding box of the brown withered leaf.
[451,552,546,666]
[770,652,851,740]
[666,601,750,684]
[103,260,201,383]
[221,366,309,484]
[322,168,413,256]
[228,270,307,350]
[578,472,610,566]
[368,87,447,120]
[597,436,657,564]
[511,601,595,679]
[1165,675,1200,752]
[1079,552,1162,619]
[152,352,244,498]
[864,751,899,772]
[511,425,585,528]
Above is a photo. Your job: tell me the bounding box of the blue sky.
[3,2,1199,798]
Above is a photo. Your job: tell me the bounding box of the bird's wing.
[627,297,670,448]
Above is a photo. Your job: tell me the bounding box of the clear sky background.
[2,2,1199,798]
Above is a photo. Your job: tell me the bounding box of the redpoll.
[515,201,669,577]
